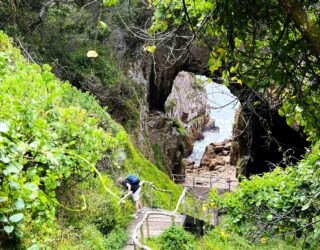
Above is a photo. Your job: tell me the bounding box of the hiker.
[118,175,142,216]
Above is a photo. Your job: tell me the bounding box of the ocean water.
[187,79,239,166]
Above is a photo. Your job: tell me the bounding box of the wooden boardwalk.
[123,207,186,250]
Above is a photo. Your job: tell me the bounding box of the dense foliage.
[0,32,182,249]
[209,145,320,247]
[147,225,197,250]
[0,30,125,247]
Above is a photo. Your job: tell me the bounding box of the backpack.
[126,175,140,185]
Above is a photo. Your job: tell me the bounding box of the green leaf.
[4,163,23,175]
[278,108,284,117]
[102,0,118,7]
[301,202,310,211]
[0,122,9,133]
[0,193,8,202]
[230,63,239,73]
[24,183,39,191]
[267,214,273,221]
[9,213,24,223]
[4,225,14,234]
[27,244,41,250]
[286,116,295,126]
[98,21,108,30]
[145,45,157,53]
[0,215,8,222]
[15,198,25,210]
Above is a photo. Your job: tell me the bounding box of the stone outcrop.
[165,71,209,155]
[199,139,232,172]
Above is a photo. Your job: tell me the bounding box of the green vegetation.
[0,32,181,249]
[146,225,197,250]
[152,144,166,172]
[166,99,177,110]
[208,146,320,248]
[198,226,304,250]
[172,119,187,136]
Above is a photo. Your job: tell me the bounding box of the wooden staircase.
[123,207,186,250]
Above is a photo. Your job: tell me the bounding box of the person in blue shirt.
[118,176,142,217]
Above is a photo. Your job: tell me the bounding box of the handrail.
[131,188,188,250]
[173,188,188,213]
[131,186,218,249]
[172,173,233,180]
[172,173,236,191]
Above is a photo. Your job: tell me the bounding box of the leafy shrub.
[155,225,196,250]
[209,145,320,247]
[0,31,126,247]
[198,226,302,250]
[172,119,187,136]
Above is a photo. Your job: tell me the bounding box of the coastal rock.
[203,119,217,131]
[165,71,210,155]
[182,159,195,169]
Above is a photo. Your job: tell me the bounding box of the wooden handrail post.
[171,215,176,224]
[228,178,231,191]
[146,215,150,237]
[182,195,186,214]
[140,223,145,244]
[169,192,172,210]
[141,184,145,208]
[150,186,153,208]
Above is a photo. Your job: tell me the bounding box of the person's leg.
[133,188,142,212]
[135,200,141,211]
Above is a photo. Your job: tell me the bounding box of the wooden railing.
[172,173,234,191]
[131,188,188,250]
[131,187,218,250]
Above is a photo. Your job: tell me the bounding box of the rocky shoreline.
[181,139,239,191]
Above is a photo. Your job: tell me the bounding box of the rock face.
[229,84,310,177]
[199,139,232,171]
[127,69,210,174]
[165,71,209,155]
[165,72,208,123]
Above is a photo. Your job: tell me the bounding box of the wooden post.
[182,195,186,214]
[150,186,153,208]
[171,215,176,224]
[210,175,212,188]
[141,184,145,208]
[228,178,231,191]
[169,193,172,210]
[192,196,196,224]
[134,242,137,250]
[140,223,144,244]
[146,216,150,237]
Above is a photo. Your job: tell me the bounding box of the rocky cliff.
[229,85,310,177]
[165,72,209,155]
